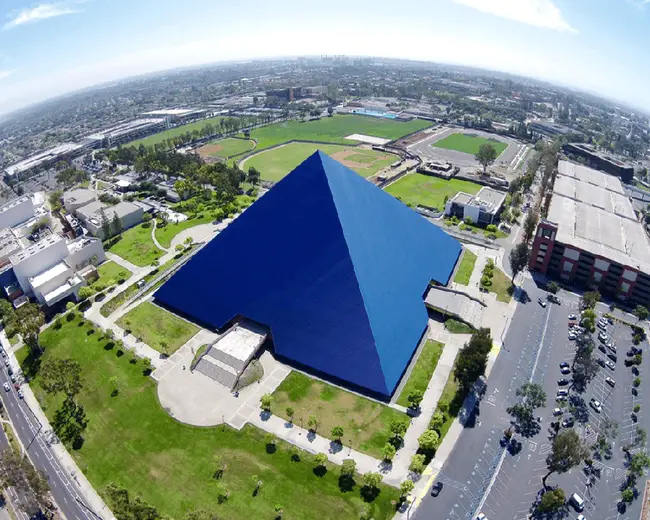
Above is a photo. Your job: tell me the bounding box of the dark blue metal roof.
[155,151,461,398]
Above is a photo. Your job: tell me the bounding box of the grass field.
[107,223,163,267]
[489,268,513,303]
[201,138,254,158]
[18,318,398,520]
[272,371,408,459]
[444,319,475,334]
[453,250,477,285]
[386,174,482,210]
[433,133,508,157]
[129,116,227,148]
[429,358,466,446]
[246,114,430,153]
[396,341,444,408]
[116,301,199,355]
[245,142,397,182]
[95,261,132,285]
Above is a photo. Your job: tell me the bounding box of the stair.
[205,347,245,371]
[195,355,238,388]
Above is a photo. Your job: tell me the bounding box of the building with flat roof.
[3,143,85,179]
[0,196,34,229]
[156,151,462,399]
[530,161,650,306]
[85,119,165,148]
[562,143,634,183]
[141,108,208,124]
[444,186,507,224]
[76,200,144,239]
[528,120,579,140]
[63,188,97,213]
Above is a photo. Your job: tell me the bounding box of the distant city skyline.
[1,0,649,115]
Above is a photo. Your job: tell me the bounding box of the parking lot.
[416,280,649,520]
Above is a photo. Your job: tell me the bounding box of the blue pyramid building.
[155,152,462,398]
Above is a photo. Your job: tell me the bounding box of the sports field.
[129,116,227,147]
[386,173,482,210]
[198,137,254,159]
[246,114,430,152]
[433,133,508,157]
[244,142,397,182]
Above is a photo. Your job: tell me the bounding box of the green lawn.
[129,116,227,147]
[386,174,482,210]
[444,319,475,334]
[244,142,397,182]
[453,250,477,285]
[246,114,430,153]
[433,133,508,157]
[107,223,163,267]
[272,371,408,459]
[488,267,513,303]
[204,138,255,158]
[116,301,199,355]
[429,359,467,445]
[94,261,132,286]
[396,341,444,408]
[18,318,398,520]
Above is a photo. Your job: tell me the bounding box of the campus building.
[3,143,86,179]
[530,161,650,306]
[84,119,166,148]
[444,186,507,225]
[141,108,209,124]
[562,143,634,183]
[156,151,462,399]
[74,200,144,239]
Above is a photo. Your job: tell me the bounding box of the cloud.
[453,0,576,32]
[0,70,14,80]
[4,2,80,29]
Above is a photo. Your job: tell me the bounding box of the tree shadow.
[116,350,124,357]
[265,443,276,454]
[104,342,114,351]
[313,466,327,478]
[259,410,271,421]
[306,431,316,443]
[338,475,355,493]
[568,395,589,424]
[19,348,43,379]
[360,485,381,503]
[86,329,95,336]
[329,441,343,454]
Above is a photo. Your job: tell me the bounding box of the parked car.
[560,362,570,369]
[607,342,617,352]
[597,358,606,368]
[431,482,443,497]
[590,398,603,413]
[562,417,575,428]
[2,382,9,392]
[553,408,564,416]
[538,298,547,308]
[560,366,571,375]
[606,377,616,387]
[598,332,608,342]
[557,378,570,386]
[606,360,616,371]
[599,344,607,354]
[570,493,585,512]
[17,389,23,399]
[568,314,577,320]
[607,353,617,363]
[597,321,607,330]
[476,514,488,520]
[568,332,577,340]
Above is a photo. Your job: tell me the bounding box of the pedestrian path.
[150,219,170,253]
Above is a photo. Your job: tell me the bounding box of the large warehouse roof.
[549,161,650,272]
[155,151,462,398]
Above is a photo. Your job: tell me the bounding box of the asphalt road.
[415,280,649,520]
[0,358,99,520]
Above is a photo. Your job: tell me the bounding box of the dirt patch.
[330,149,392,170]
[197,143,223,157]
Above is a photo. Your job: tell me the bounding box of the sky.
[0,0,649,115]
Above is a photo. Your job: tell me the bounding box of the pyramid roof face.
[155,152,461,398]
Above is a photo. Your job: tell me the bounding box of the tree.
[363,472,382,489]
[251,475,263,494]
[506,382,547,437]
[0,449,51,516]
[77,286,94,301]
[523,211,539,243]
[580,291,601,310]
[15,303,44,353]
[543,430,588,488]
[48,190,63,212]
[634,305,649,322]
[331,426,344,442]
[475,143,498,173]
[104,483,162,520]
[260,394,272,412]
[399,479,414,499]
[247,167,261,186]
[418,429,439,451]
[327,107,334,117]
[285,407,294,423]
[341,458,356,477]
[381,443,396,461]
[454,328,493,392]
[407,390,424,409]
[314,453,328,469]
[537,487,566,513]
[571,334,600,393]
[621,487,634,503]
[509,243,530,283]
[547,281,559,294]
[100,207,111,239]
[308,415,319,432]
[111,213,123,237]
[213,454,227,479]
[109,376,119,396]
[264,432,277,448]
[409,454,426,474]
[40,358,83,399]
[593,417,618,458]
[389,419,408,441]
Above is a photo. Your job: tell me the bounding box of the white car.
[606,360,616,371]
[17,389,23,399]
[557,389,569,397]
[553,407,564,416]
[577,515,585,520]
[2,382,9,392]
[605,377,616,387]
[476,514,488,520]
[568,314,577,320]
[568,332,577,340]
[590,398,602,413]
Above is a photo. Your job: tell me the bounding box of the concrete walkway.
[150,219,169,253]
[105,252,149,277]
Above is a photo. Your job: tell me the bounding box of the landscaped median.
[396,340,444,408]
[16,317,400,520]
[271,371,408,459]
[453,249,477,285]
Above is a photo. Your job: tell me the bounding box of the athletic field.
[129,116,227,147]
[244,143,397,182]
[432,133,508,157]
[246,115,431,153]
[198,138,254,159]
[386,173,482,210]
